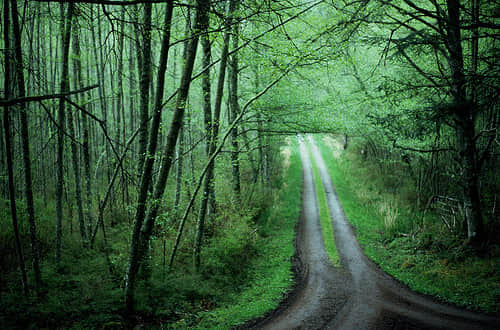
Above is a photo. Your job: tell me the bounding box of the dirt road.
[252,135,500,329]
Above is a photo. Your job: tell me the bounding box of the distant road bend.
[253,134,500,330]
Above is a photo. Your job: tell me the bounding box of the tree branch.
[33,0,184,5]
[0,85,98,107]
[393,140,454,153]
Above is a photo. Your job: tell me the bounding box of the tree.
[125,0,176,312]
[67,12,87,245]
[332,0,500,243]
[136,3,153,176]
[194,0,238,272]
[228,0,241,201]
[10,0,42,290]
[71,17,94,237]
[56,2,74,268]
[3,0,28,295]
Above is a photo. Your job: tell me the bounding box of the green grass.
[191,137,302,328]
[314,134,500,315]
[305,139,340,267]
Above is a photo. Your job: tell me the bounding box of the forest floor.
[249,135,500,329]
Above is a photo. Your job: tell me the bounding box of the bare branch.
[393,140,454,153]
[0,85,98,107]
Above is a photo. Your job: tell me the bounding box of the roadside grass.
[314,134,500,315]
[305,138,340,267]
[192,136,302,328]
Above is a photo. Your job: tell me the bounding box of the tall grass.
[377,199,400,232]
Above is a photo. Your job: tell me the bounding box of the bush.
[203,215,258,286]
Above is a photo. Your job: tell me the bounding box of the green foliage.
[203,215,259,286]
[315,134,500,314]
[194,138,301,329]
[1,136,301,328]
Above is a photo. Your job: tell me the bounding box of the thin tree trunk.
[194,25,213,272]
[72,23,94,237]
[470,0,479,98]
[3,0,28,295]
[125,0,175,313]
[67,97,87,244]
[117,8,126,204]
[228,0,241,201]
[241,128,258,183]
[173,125,184,219]
[68,18,87,245]
[10,0,42,289]
[56,2,74,269]
[194,0,238,271]
[136,3,153,176]
[129,23,136,135]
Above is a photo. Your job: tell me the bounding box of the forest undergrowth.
[0,139,301,328]
[315,134,500,315]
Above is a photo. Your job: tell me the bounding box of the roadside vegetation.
[315,134,500,314]
[0,138,301,328]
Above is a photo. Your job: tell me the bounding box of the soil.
[245,135,500,329]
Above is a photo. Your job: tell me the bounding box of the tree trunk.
[228,0,241,201]
[67,17,87,245]
[173,125,184,219]
[3,0,28,295]
[446,0,484,243]
[67,97,87,244]
[136,3,153,176]
[194,0,236,271]
[125,0,209,312]
[72,22,94,238]
[194,26,213,272]
[125,0,175,313]
[10,0,42,289]
[55,2,74,270]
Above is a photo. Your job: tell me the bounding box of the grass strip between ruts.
[306,138,341,267]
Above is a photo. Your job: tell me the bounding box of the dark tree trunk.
[10,0,42,290]
[228,0,241,201]
[136,3,153,176]
[446,0,484,243]
[194,26,213,272]
[125,0,175,313]
[55,2,74,269]
[3,0,28,295]
[173,125,184,219]
[72,22,94,237]
[67,17,87,245]
[194,0,236,271]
